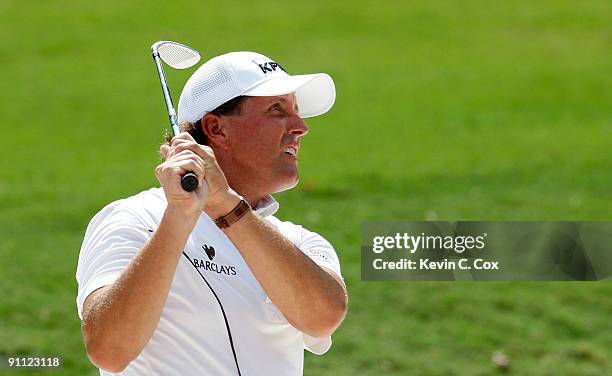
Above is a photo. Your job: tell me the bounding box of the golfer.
[76,51,347,375]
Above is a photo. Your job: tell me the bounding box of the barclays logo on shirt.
[202,244,215,260]
[192,244,237,276]
[192,258,237,276]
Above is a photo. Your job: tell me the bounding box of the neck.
[226,176,268,209]
[215,149,271,208]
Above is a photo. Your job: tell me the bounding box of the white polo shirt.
[76,187,343,376]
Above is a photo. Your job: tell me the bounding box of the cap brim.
[242,73,335,118]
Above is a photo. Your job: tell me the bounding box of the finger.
[169,140,200,159]
[167,154,207,172]
[160,144,170,159]
[165,150,207,171]
[170,138,191,147]
[179,160,205,177]
[164,158,205,180]
[167,143,194,159]
[171,133,195,143]
[167,149,207,166]
[171,143,215,165]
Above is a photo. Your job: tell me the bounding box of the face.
[221,94,309,194]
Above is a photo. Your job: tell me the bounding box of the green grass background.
[1,0,611,375]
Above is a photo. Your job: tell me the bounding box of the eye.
[268,103,285,115]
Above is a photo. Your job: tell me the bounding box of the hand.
[157,133,240,218]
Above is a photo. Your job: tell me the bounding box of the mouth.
[282,146,298,159]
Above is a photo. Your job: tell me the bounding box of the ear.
[201,113,230,149]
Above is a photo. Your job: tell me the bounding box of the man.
[75,51,348,375]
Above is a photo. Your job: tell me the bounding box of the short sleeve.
[290,224,344,355]
[262,216,345,355]
[75,204,152,320]
[267,216,343,283]
[296,228,343,283]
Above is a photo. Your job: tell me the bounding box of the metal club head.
[152,41,201,69]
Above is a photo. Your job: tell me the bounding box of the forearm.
[224,210,347,337]
[82,206,198,366]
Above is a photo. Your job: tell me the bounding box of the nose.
[288,114,309,137]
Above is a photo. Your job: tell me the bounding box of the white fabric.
[75,188,343,376]
[177,51,336,123]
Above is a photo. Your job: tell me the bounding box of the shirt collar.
[253,195,279,217]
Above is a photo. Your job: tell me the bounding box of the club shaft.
[152,52,180,136]
[151,45,199,192]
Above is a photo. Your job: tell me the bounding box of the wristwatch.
[214,199,251,229]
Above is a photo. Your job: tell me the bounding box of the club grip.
[181,172,198,192]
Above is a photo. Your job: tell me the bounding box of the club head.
[151,41,201,69]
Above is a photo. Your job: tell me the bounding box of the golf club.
[151,40,201,192]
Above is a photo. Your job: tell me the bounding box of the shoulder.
[267,215,343,278]
[266,215,333,250]
[79,188,166,269]
[91,187,166,221]
[113,187,166,215]
[266,215,309,239]
[84,188,166,235]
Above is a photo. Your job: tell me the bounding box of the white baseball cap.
[177,51,336,124]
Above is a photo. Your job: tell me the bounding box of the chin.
[273,173,300,193]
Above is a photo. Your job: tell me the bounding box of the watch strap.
[214,199,251,229]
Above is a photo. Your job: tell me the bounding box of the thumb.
[160,144,170,160]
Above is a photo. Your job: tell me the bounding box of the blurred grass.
[1,0,611,375]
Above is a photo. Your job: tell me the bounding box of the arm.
[223,210,348,338]
[81,136,233,372]
[81,207,200,372]
[168,135,348,338]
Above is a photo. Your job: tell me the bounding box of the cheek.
[230,125,278,160]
